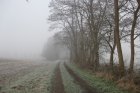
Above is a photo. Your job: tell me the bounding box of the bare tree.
[129,0,140,73]
[114,0,125,76]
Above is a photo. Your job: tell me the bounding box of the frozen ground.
[0,60,57,93]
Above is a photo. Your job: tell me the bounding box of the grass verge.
[67,63,129,93]
[60,63,84,93]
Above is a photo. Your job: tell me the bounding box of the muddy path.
[51,63,65,93]
[64,63,99,93]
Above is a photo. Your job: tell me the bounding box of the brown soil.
[64,63,100,93]
[51,63,65,93]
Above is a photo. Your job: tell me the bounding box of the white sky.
[0,0,54,60]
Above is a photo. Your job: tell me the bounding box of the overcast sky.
[0,0,54,60]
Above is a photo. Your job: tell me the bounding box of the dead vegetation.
[93,64,140,93]
[117,77,140,93]
[95,72,115,81]
[11,85,25,90]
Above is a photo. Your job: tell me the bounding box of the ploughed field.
[0,60,128,93]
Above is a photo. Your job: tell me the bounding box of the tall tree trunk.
[129,5,140,73]
[110,43,116,71]
[114,0,125,77]
[110,30,116,71]
[94,42,99,71]
[95,50,99,70]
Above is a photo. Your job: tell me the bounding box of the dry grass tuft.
[117,77,140,93]
[95,71,140,93]
[11,85,25,90]
[95,72,115,81]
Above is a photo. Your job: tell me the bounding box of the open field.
[0,60,57,93]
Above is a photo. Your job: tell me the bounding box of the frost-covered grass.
[1,62,57,93]
[60,63,84,93]
[67,63,129,93]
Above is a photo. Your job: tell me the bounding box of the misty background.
[0,0,54,60]
[0,0,139,64]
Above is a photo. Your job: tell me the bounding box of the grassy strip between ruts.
[60,62,84,93]
[66,62,129,93]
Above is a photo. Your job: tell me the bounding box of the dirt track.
[51,63,65,93]
[51,62,99,93]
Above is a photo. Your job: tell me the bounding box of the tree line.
[48,0,140,77]
[42,36,69,61]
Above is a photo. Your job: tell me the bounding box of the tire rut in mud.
[64,63,100,93]
[51,63,65,93]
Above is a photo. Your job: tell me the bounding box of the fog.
[0,0,53,60]
[42,36,69,61]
